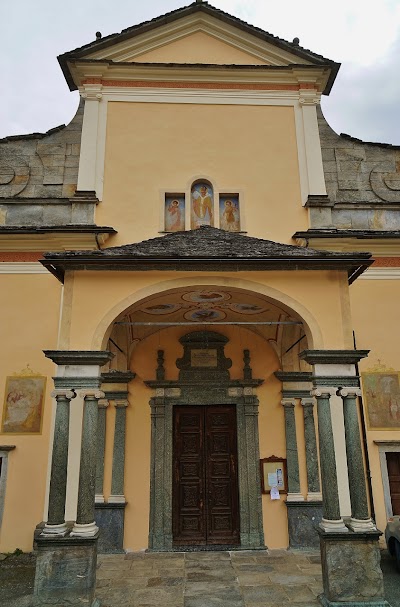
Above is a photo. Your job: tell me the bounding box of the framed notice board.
[260,456,288,494]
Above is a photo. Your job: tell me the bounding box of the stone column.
[109,399,128,503]
[95,398,109,504]
[282,398,303,501]
[311,388,347,532]
[71,390,104,537]
[301,398,322,501]
[338,387,376,531]
[42,390,75,536]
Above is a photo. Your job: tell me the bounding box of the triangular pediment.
[84,12,311,67]
[59,3,339,92]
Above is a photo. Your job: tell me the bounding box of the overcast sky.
[1,0,399,144]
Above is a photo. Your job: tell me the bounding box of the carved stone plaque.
[191,349,218,368]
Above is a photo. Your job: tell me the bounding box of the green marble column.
[42,390,75,536]
[282,399,303,501]
[301,398,321,499]
[311,388,347,532]
[71,390,104,537]
[109,399,128,503]
[95,398,109,503]
[338,387,376,531]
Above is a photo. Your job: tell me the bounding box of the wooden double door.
[172,405,240,546]
[387,452,400,515]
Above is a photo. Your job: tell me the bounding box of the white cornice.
[0,233,109,252]
[359,268,400,280]
[0,263,48,274]
[72,62,329,92]
[295,237,400,256]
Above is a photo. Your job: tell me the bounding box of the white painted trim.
[299,100,326,201]
[359,268,400,280]
[96,97,108,202]
[294,102,309,205]
[101,88,300,105]
[0,262,47,274]
[77,88,103,193]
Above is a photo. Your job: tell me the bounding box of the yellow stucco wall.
[96,102,308,246]
[350,278,400,539]
[0,274,61,552]
[133,31,269,65]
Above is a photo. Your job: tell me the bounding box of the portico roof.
[41,225,372,283]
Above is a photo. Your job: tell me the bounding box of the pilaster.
[301,397,322,500]
[95,398,109,504]
[281,398,303,502]
[109,399,129,503]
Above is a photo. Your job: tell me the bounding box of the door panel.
[387,452,400,515]
[173,405,239,546]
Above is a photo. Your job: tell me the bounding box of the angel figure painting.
[219,196,240,232]
[2,375,46,434]
[165,196,185,232]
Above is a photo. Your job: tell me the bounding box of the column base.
[33,529,99,606]
[41,522,69,537]
[286,492,305,502]
[95,494,105,504]
[70,521,99,537]
[108,494,126,504]
[318,527,388,606]
[320,517,348,532]
[346,518,377,532]
[307,491,323,501]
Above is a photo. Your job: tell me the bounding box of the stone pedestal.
[286,500,323,549]
[318,528,390,607]
[95,502,126,553]
[34,530,99,606]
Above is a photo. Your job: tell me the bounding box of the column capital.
[311,387,336,398]
[97,398,109,409]
[51,389,76,400]
[281,398,296,408]
[114,399,129,408]
[301,398,315,408]
[77,389,105,400]
[338,387,362,398]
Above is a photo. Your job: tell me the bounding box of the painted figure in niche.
[191,183,213,229]
[165,196,185,232]
[219,196,240,232]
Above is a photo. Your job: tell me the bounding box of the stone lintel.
[54,376,102,390]
[275,371,313,382]
[103,390,129,400]
[101,371,136,384]
[312,376,360,388]
[44,350,114,366]
[282,389,312,399]
[299,349,369,365]
[0,445,16,451]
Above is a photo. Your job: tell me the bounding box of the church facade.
[0,3,399,605]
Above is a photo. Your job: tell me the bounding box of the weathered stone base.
[95,502,126,553]
[33,528,99,606]
[318,528,390,606]
[286,500,323,548]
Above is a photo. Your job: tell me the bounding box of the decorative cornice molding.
[299,349,369,365]
[101,371,136,384]
[0,262,48,274]
[274,371,313,382]
[44,350,114,366]
[360,268,400,280]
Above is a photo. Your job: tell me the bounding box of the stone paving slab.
[96,549,323,607]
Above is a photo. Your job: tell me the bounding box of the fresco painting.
[191,183,214,229]
[219,195,240,232]
[362,372,400,429]
[2,375,46,434]
[165,196,185,232]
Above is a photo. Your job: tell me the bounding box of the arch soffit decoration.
[91,276,323,352]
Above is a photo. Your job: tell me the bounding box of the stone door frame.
[147,389,265,550]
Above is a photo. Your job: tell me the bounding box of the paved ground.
[96,549,323,607]
[1,548,399,606]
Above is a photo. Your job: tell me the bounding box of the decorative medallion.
[141,303,182,315]
[228,303,268,314]
[182,290,230,303]
[184,309,226,322]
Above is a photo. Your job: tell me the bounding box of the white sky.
[1,0,399,143]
